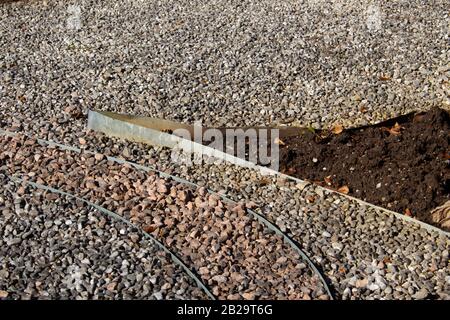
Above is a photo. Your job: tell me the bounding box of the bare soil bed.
[279,107,449,230]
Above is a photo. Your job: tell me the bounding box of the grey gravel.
[0,0,449,134]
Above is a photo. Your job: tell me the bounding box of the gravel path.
[0,129,449,299]
[44,131,449,300]
[1,0,449,301]
[1,0,448,130]
[0,175,207,300]
[0,134,329,300]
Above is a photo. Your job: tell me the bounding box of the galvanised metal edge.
[86,110,450,238]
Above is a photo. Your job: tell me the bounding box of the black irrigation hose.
[6,175,216,300]
[0,129,334,299]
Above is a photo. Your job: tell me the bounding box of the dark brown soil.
[279,107,450,229]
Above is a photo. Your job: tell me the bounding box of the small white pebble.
[65,220,72,225]
[312,158,318,163]
[376,182,382,188]
[322,231,331,237]
[119,229,126,235]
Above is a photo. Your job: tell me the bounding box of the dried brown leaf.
[258,177,271,186]
[331,124,344,135]
[143,224,157,233]
[405,208,412,217]
[274,137,285,145]
[391,122,403,134]
[284,167,296,175]
[383,256,392,264]
[337,186,349,194]
[381,122,404,136]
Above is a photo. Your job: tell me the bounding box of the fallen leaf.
[337,186,349,194]
[359,106,368,113]
[391,122,403,134]
[379,75,391,81]
[0,290,8,298]
[430,201,450,228]
[258,177,271,186]
[282,167,296,175]
[18,95,26,103]
[143,224,157,233]
[331,124,343,135]
[381,122,404,136]
[287,167,297,175]
[274,137,285,145]
[78,137,86,145]
[405,208,412,217]
[306,195,316,203]
[382,256,392,264]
